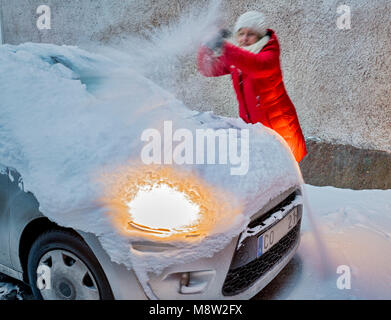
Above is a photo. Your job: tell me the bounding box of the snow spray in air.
[91,0,225,102]
[301,185,335,278]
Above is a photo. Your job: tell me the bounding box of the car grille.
[222,195,302,296]
[248,191,298,229]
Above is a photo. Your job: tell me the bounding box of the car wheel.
[27,229,114,300]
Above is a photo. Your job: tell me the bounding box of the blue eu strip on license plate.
[257,236,264,257]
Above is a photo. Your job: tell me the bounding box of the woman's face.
[236,28,260,47]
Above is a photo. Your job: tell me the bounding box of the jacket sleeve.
[197,45,230,77]
[221,42,278,78]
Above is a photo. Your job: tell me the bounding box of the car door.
[0,166,11,267]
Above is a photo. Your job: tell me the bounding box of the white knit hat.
[234,11,268,38]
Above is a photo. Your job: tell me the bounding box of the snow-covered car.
[0,165,303,300]
[0,43,304,300]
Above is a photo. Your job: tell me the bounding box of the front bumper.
[147,187,303,300]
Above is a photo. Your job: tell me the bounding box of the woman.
[197,11,307,162]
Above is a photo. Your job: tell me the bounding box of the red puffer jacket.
[197,29,307,162]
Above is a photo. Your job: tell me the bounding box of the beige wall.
[2,0,390,152]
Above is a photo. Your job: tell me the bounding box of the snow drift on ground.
[292,185,391,300]
[257,184,391,300]
[0,281,23,300]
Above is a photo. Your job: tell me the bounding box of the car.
[0,163,302,300]
[0,43,304,300]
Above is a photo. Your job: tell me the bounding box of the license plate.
[257,207,300,257]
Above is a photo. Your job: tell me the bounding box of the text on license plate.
[257,207,300,257]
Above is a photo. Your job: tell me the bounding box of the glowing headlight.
[98,164,242,241]
[127,183,201,235]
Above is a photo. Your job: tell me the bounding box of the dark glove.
[205,29,232,51]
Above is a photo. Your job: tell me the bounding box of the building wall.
[1,0,390,153]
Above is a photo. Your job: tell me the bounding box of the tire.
[27,229,114,300]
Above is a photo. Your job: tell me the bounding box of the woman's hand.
[205,29,231,51]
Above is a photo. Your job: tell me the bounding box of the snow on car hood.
[0,43,302,297]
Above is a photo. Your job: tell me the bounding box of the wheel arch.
[18,217,83,283]
[18,216,147,299]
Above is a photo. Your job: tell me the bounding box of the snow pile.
[0,41,301,298]
[0,282,22,300]
[269,185,391,300]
